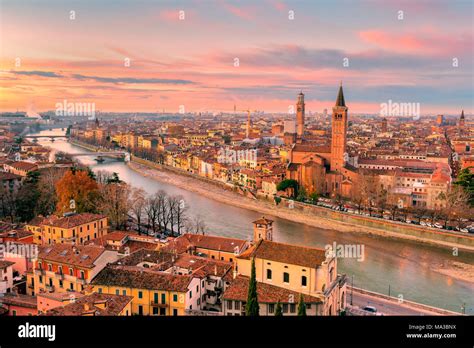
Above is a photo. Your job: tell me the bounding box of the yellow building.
[26,213,108,245]
[27,244,120,296]
[91,266,200,316]
[235,218,347,315]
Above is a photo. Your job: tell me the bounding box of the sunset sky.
[1,0,472,114]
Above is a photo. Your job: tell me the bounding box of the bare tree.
[145,193,161,235]
[168,195,188,236]
[187,214,207,235]
[98,182,132,230]
[130,188,146,235]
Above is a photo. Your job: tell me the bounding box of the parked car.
[434,223,443,229]
[362,306,383,316]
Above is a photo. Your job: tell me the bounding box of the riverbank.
[126,160,474,285]
[63,138,474,285]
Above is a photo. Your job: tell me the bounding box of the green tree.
[245,258,259,316]
[309,192,319,204]
[276,179,299,198]
[297,294,307,316]
[106,172,121,184]
[274,301,283,316]
[454,167,474,206]
[296,185,307,202]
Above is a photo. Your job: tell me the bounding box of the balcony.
[45,284,55,292]
[150,301,168,308]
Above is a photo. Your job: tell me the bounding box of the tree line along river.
[30,129,474,314]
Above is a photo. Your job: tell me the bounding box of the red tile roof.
[223,275,322,303]
[238,240,326,268]
[42,213,106,229]
[43,293,132,316]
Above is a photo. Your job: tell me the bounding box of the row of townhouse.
[26,213,108,245]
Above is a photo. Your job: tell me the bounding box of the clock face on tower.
[297,107,302,112]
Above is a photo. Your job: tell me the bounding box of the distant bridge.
[24,135,69,138]
[69,152,130,162]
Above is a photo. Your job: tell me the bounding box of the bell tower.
[330,83,348,172]
[252,217,273,242]
[296,92,305,141]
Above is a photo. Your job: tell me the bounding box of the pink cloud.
[359,29,472,57]
[219,1,256,20]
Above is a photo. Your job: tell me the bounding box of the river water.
[30,129,474,314]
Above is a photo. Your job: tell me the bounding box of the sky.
[0,0,473,115]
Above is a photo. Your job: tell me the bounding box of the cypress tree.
[297,293,307,316]
[245,258,259,316]
[275,300,283,316]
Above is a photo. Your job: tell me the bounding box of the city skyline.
[1,0,473,114]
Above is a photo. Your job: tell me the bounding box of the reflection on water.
[31,129,474,313]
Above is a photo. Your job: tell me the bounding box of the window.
[268,304,275,313]
[234,301,240,310]
[152,307,158,315]
[227,301,233,310]
[173,309,178,316]
[173,294,178,302]
[115,289,120,295]
[138,305,143,315]
[69,283,74,291]
[307,304,311,309]
[122,290,126,295]
[283,304,288,313]
[138,291,143,299]
[189,291,192,299]
[59,280,63,288]
[161,293,166,304]
[283,272,290,283]
[98,288,102,294]
[290,304,296,313]
[266,269,272,280]
[69,268,73,276]
[301,276,307,287]
[48,264,52,271]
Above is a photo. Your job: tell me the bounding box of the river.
[30,129,474,314]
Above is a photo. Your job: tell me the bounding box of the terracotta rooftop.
[0,260,15,269]
[43,293,132,316]
[238,240,327,268]
[38,244,106,268]
[0,293,37,309]
[253,216,273,225]
[91,266,193,292]
[223,275,323,304]
[8,161,38,171]
[0,172,21,181]
[42,213,107,229]
[162,233,247,255]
